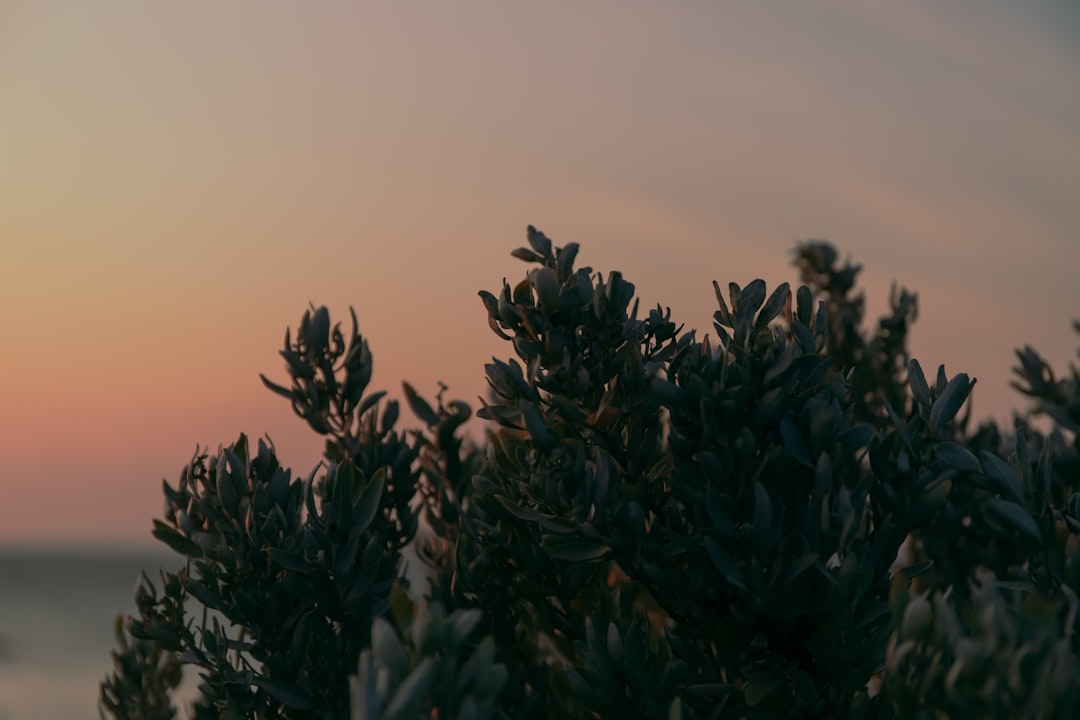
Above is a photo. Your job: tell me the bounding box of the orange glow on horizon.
[2,0,1078,546]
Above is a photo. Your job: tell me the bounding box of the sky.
[2,1,1078,549]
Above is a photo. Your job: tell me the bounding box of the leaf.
[936,441,982,474]
[494,494,576,533]
[512,278,532,306]
[354,652,381,720]
[796,285,813,325]
[751,481,773,553]
[353,467,387,536]
[705,537,747,591]
[556,242,579,278]
[986,498,1041,543]
[267,548,311,573]
[785,553,819,583]
[792,321,815,353]
[712,322,732,348]
[734,279,767,342]
[1036,437,1053,506]
[883,400,913,453]
[839,425,875,454]
[705,483,736,537]
[260,373,293,400]
[727,282,742,314]
[382,399,400,430]
[402,382,440,426]
[384,658,438,718]
[791,669,818,706]
[754,282,791,332]
[371,617,410,687]
[780,415,813,468]
[529,266,561,312]
[744,674,784,706]
[250,675,316,711]
[281,348,313,380]
[540,534,611,562]
[854,601,891,631]
[739,279,767,317]
[813,300,829,344]
[151,520,204,558]
[521,400,558,451]
[448,608,484,644]
[312,569,345,622]
[478,289,500,316]
[527,225,552,256]
[713,280,732,326]
[979,451,1025,504]
[309,306,331,355]
[908,359,931,410]
[510,247,543,263]
[929,372,973,433]
[356,390,388,418]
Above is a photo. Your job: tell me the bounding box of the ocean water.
[0,545,429,719]
[0,548,190,720]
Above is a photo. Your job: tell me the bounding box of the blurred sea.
[0,548,190,720]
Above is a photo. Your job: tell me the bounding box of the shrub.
[101,227,1080,719]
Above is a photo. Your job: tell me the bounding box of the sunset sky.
[2,1,1078,548]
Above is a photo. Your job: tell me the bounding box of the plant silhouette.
[101,227,1080,719]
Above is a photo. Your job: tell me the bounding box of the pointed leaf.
[929,373,973,433]
[705,537,747,590]
[384,660,438,720]
[740,279,767,316]
[494,494,576,533]
[353,467,387,535]
[706,483,736,537]
[986,498,1041,543]
[754,282,791,332]
[785,553,819,583]
[510,247,543,263]
[311,306,331,353]
[403,382,440,426]
[780,415,813,468]
[527,225,552,256]
[521,400,557,451]
[371,617,410,687]
[751,481,773,552]
[448,608,484,644]
[713,280,732,326]
[151,520,204,558]
[260,374,294,400]
[979,451,1025,504]
[796,285,813,325]
[556,242,579,278]
[936,441,982,474]
[908,359,931,410]
[540,534,611,562]
[744,674,784,706]
[267,548,311,573]
[357,390,388,418]
[734,279,766,341]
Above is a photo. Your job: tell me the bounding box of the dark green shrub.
[101,227,1080,719]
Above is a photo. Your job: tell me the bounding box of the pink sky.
[2,1,1078,548]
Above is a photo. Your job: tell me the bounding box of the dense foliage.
[101,228,1080,719]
